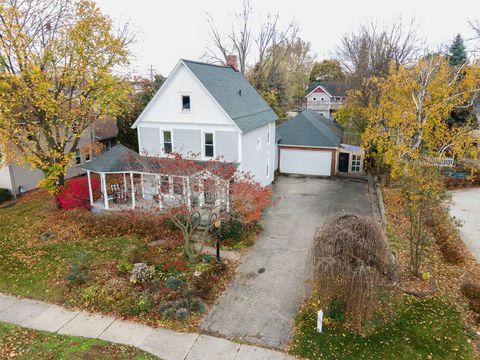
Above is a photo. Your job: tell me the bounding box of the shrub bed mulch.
[382,185,480,338]
[0,190,241,332]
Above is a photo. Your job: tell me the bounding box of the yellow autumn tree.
[0,0,131,194]
[363,55,480,177]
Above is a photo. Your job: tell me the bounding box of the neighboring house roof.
[276,109,343,148]
[83,144,238,177]
[306,81,348,97]
[94,118,118,141]
[182,60,278,133]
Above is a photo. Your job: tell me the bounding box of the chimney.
[226,55,238,71]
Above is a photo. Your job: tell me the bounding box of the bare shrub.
[311,212,397,332]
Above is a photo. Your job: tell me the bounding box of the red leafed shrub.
[56,177,100,210]
[230,177,272,226]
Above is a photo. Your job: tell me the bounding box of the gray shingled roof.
[307,81,348,97]
[276,109,343,148]
[83,144,238,176]
[183,60,278,133]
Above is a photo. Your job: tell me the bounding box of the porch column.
[123,173,127,193]
[199,179,205,207]
[226,180,230,212]
[100,172,109,210]
[87,170,94,207]
[168,176,173,195]
[140,174,145,199]
[156,175,163,209]
[185,177,191,209]
[215,179,221,206]
[130,172,135,209]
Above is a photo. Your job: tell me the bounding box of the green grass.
[290,296,476,359]
[0,193,145,302]
[0,322,157,359]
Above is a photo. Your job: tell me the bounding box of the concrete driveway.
[200,176,372,349]
[450,188,480,262]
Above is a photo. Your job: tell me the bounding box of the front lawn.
[290,296,476,359]
[0,190,238,331]
[0,322,156,359]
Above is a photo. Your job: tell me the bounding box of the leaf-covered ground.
[0,190,236,332]
[0,322,157,359]
[290,296,476,360]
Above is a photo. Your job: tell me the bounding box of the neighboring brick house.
[304,81,347,119]
[0,118,118,196]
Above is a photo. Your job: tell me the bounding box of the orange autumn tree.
[363,55,480,178]
[0,0,131,194]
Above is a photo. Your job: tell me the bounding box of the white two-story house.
[131,58,277,186]
[304,81,347,119]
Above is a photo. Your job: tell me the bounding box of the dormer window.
[182,95,191,111]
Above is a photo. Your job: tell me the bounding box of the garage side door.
[280,148,332,176]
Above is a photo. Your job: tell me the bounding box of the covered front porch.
[83,144,232,212]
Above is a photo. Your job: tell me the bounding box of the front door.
[339,153,349,173]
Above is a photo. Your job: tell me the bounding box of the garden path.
[200,176,373,349]
[0,293,294,360]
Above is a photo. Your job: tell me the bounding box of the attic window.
[182,95,191,111]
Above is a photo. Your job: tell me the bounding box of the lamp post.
[213,219,222,262]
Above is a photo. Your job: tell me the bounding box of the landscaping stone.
[0,293,17,312]
[25,304,79,332]
[99,319,153,347]
[57,311,115,338]
[148,239,166,247]
[0,298,49,326]
[139,328,199,360]
[185,335,239,360]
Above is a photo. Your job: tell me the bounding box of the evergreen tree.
[448,34,467,66]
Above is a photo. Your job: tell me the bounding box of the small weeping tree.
[311,213,397,333]
[147,153,271,262]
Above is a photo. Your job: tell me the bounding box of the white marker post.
[317,310,324,333]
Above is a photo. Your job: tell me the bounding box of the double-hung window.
[351,154,361,172]
[75,149,82,166]
[85,151,91,162]
[204,133,214,158]
[163,131,172,154]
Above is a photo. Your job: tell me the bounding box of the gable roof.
[182,60,277,133]
[276,109,343,148]
[306,81,348,97]
[132,59,277,133]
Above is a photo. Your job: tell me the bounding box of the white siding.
[241,122,275,186]
[0,165,13,192]
[173,129,202,156]
[216,131,238,162]
[136,63,237,128]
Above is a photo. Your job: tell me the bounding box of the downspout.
[8,164,17,199]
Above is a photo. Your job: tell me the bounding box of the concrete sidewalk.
[0,293,295,360]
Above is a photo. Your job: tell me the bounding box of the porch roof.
[83,144,238,178]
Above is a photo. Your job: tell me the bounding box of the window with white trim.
[181,95,191,111]
[163,131,172,154]
[75,149,82,166]
[85,151,91,162]
[204,133,214,158]
[351,154,361,172]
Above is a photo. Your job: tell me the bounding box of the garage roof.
[276,109,343,148]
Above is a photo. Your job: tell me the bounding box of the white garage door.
[280,148,332,176]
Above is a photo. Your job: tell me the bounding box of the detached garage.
[276,109,343,177]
